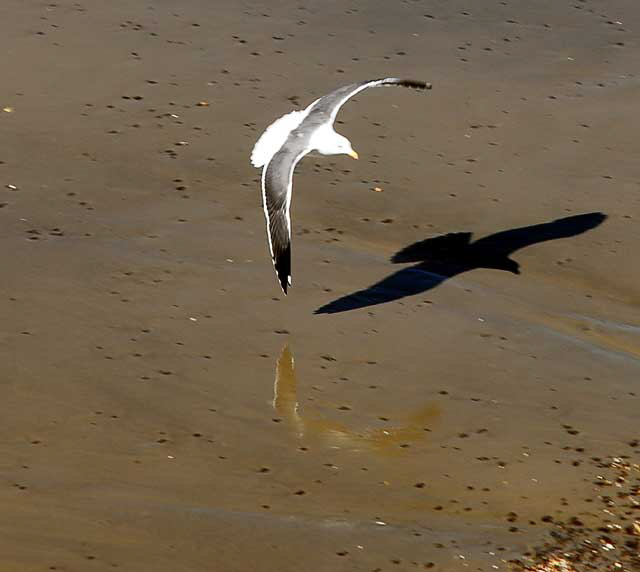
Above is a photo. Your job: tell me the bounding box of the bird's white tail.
[251,109,310,167]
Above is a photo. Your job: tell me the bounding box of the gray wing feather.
[305,77,430,125]
[262,142,309,294]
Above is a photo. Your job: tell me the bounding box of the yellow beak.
[348,150,359,160]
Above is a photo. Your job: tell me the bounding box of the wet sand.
[1,1,639,570]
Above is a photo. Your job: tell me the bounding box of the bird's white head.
[315,130,359,160]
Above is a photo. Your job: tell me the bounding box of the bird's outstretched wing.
[308,77,431,124]
[261,145,309,294]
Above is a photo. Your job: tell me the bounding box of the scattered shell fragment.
[196,100,209,107]
[526,556,578,572]
[2,106,14,113]
[372,186,384,192]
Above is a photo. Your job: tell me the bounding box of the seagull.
[251,77,431,294]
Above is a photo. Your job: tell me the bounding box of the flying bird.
[251,77,431,294]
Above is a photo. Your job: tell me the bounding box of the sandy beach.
[1,1,639,570]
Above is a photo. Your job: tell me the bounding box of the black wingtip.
[389,78,432,91]
[274,243,292,295]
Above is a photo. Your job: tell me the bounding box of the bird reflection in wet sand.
[273,345,440,455]
[316,212,607,314]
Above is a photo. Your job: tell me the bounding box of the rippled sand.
[1,1,639,570]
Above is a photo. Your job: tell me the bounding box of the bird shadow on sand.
[315,212,607,315]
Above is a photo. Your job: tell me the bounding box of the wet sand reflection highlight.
[273,345,440,455]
